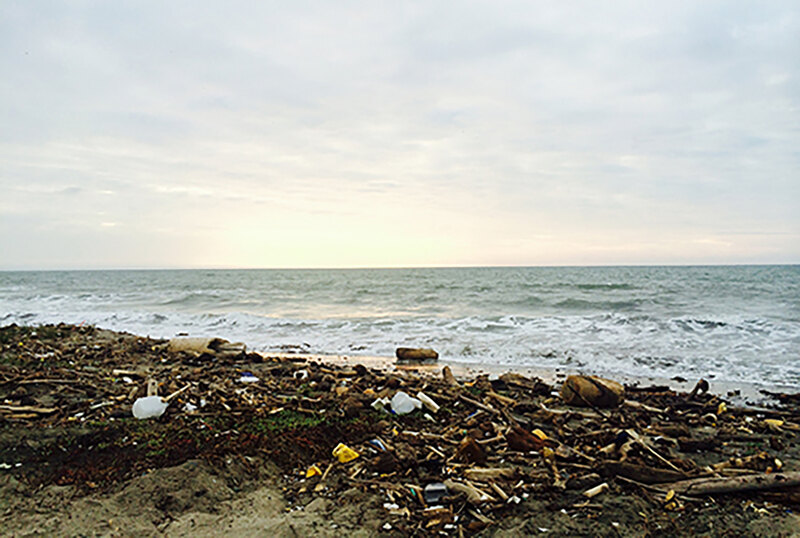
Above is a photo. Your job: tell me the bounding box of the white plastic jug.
[132,396,168,419]
[391,391,422,415]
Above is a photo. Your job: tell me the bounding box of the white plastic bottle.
[132,396,168,419]
[391,391,422,415]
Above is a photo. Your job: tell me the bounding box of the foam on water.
[1,266,798,387]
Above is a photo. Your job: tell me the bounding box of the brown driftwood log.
[659,471,800,496]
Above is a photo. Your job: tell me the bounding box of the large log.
[396,347,439,361]
[660,472,800,496]
[560,375,624,408]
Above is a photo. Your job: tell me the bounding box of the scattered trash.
[306,464,322,478]
[4,323,800,536]
[583,482,609,498]
[239,372,259,383]
[416,391,440,413]
[332,443,360,463]
[131,396,167,419]
[294,369,309,381]
[423,482,448,504]
[390,391,422,415]
[371,397,391,413]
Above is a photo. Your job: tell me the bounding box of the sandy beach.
[1,323,799,537]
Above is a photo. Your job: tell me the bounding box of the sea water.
[1,266,798,387]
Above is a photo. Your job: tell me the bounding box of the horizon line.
[2,262,799,272]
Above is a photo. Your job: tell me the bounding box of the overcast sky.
[1,1,798,269]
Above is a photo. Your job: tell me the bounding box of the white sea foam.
[1,266,799,387]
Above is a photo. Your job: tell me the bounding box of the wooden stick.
[625,429,684,473]
[0,404,56,414]
[458,394,501,415]
[164,383,192,402]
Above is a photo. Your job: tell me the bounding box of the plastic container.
[416,391,440,413]
[424,482,448,503]
[132,396,168,419]
[391,391,422,415]
[371,397,391,413]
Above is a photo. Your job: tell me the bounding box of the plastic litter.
[132,396,168,419]
[368,438,387,451]
[371,397,390,413]
[423,482,448,503]
[332,443,360,463]
[391,391,422,415]
[239,373,259,383]
[583,482,609,498]
[416,391,440,413]
[306,464,322,478]
[294,369,309,381]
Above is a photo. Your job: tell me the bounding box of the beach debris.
[659,471,800,496]
[3,323,800,536]
[423,482,449,504]
[390,391,422,414]
[395,347,439,361]
[167,337,245,357]
[306,464,323,478]
[688,378,710,399]
[332,443,360,463]
[131,396,167,419]
[560,375,624,408]
[583,482,610,498]
[416,391,440,413]
[371,397,391,413]
[442,365,458,386]
[239,372,259,383]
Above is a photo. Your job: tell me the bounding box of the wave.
[575,283,636,291]
[159,292,224,307]
[554,298,642,311]
[2,266,799,387]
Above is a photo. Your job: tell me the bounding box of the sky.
[1,1,798,269]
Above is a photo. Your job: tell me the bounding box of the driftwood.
[443,479,496,503]
[659,472,800,496]
[395,347,438,361]
[603,462,687,485]
[561,375,624,408]
[0,404,57,414]
[167,337,245,356]
[463,467,518,481]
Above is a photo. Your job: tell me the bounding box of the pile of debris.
[1,324,799,535]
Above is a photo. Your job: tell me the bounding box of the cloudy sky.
[1,1,798,269]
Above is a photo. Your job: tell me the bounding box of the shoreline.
[270,351,795,407]
[2,323,799,536]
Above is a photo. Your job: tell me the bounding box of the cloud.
[0,1,798,268]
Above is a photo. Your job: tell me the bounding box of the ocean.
[1,266,798,388]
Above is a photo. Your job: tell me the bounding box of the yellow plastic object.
[332,443,360,463]
[532,429,548,441]
[306,464,322,478]
[764,418,784,429]
[717,402,727,415]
